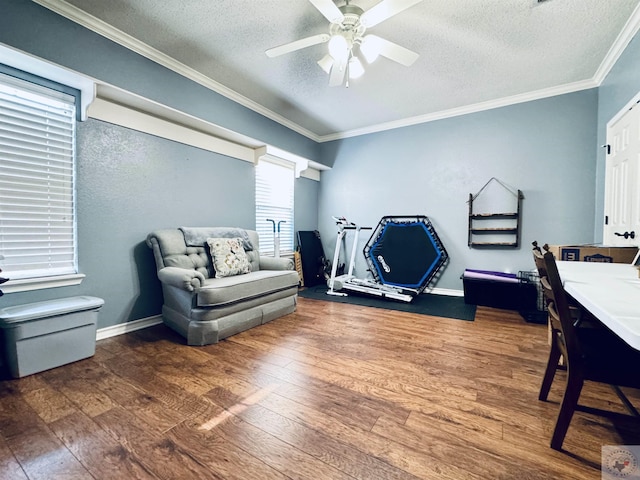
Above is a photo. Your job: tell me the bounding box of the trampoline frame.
[363,215,449,294]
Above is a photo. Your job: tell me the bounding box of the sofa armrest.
[259,256,295,271]
[158,267,205,292]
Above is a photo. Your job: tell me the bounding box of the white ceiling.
[36,0,640,141]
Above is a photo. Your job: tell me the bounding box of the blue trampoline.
[364,215,448,294]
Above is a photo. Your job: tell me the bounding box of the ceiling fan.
[266,0,423,87]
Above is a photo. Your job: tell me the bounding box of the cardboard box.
[546,244,638,264]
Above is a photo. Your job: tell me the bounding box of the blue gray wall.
[3,118,319,329]
[4,119,279,326]
[0,0,321,327]
[318,90,599,291]
[0,0,638,326]
[316,33,640,293]
[1,0,323,164]
[595,32,640,242]
[295,178,320,234]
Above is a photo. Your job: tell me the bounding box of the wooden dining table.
[556,260,640,350]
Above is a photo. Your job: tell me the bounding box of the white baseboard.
[94,289,465,341]
[96,315,163,341]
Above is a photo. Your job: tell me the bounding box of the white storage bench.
[0,296,104,378]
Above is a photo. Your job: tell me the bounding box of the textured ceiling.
[41,0,640,140]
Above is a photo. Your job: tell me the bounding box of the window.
[0,72,78,281]
[255,159,294,256]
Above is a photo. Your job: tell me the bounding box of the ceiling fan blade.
[266,33,330,58]
[360,0,423,28]
[364,35,419,66]
[329,58,347,86]
[308,0,344,24]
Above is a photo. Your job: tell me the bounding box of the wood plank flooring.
[1,296,639,479]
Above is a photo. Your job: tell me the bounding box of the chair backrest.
[146,228,261,277]
[531,240,548,278]
[537,249,583,365]
[532,241,551,308]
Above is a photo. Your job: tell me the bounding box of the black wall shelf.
[468,179,523,248]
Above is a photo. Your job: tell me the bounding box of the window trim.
[254,146,309,257]
[255,145,309,178]
[0,274,86,293]
[0,44,95,120]
[0,45,95,293]
[255,156,296,257]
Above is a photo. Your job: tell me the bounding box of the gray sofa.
[146,227,299,345]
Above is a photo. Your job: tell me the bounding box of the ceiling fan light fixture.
[360,35,381,63]
[328,34,349,62]
[348,56,365,79]
[317,54,334,74]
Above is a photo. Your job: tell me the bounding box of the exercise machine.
[326,217,376,296]
[266,219,285,258]
[327,215,449,302]
[297,230,329,287]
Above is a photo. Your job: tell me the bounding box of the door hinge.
[605,215,608,225]
[601,144,611,155]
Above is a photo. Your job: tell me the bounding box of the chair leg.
[550,372,584,450]
[539,340,562,401]
[611,385,640,417]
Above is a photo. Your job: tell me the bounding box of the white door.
[603,97,640,246]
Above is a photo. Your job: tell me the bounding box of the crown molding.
[320,3,640,143]
[317,78,599,142]
[592,2,640,86]
[32,0,640,143]
[0,38,326,181]
[88,85,324,181]
[31,0,322,143]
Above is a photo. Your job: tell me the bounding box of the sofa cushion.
[180,227,253,251]
[147,229,211,277]
[196,270,299,307]
[245,230,260,272]
[207,237,251,278]
[148,228,263,279]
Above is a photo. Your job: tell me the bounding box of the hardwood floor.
[1,296,639,479]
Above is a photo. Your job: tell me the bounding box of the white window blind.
[256,159,294,256]
[0,73,77,280]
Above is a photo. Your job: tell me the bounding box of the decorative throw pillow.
[207,237,251,278]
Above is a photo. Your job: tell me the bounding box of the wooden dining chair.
[532,241,588,357]
[531,240,549,277]
[531,241,549,304]
[535,248,640,450]
[532,241,599,326]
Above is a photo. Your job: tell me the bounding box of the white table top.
[556,261,640,350]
